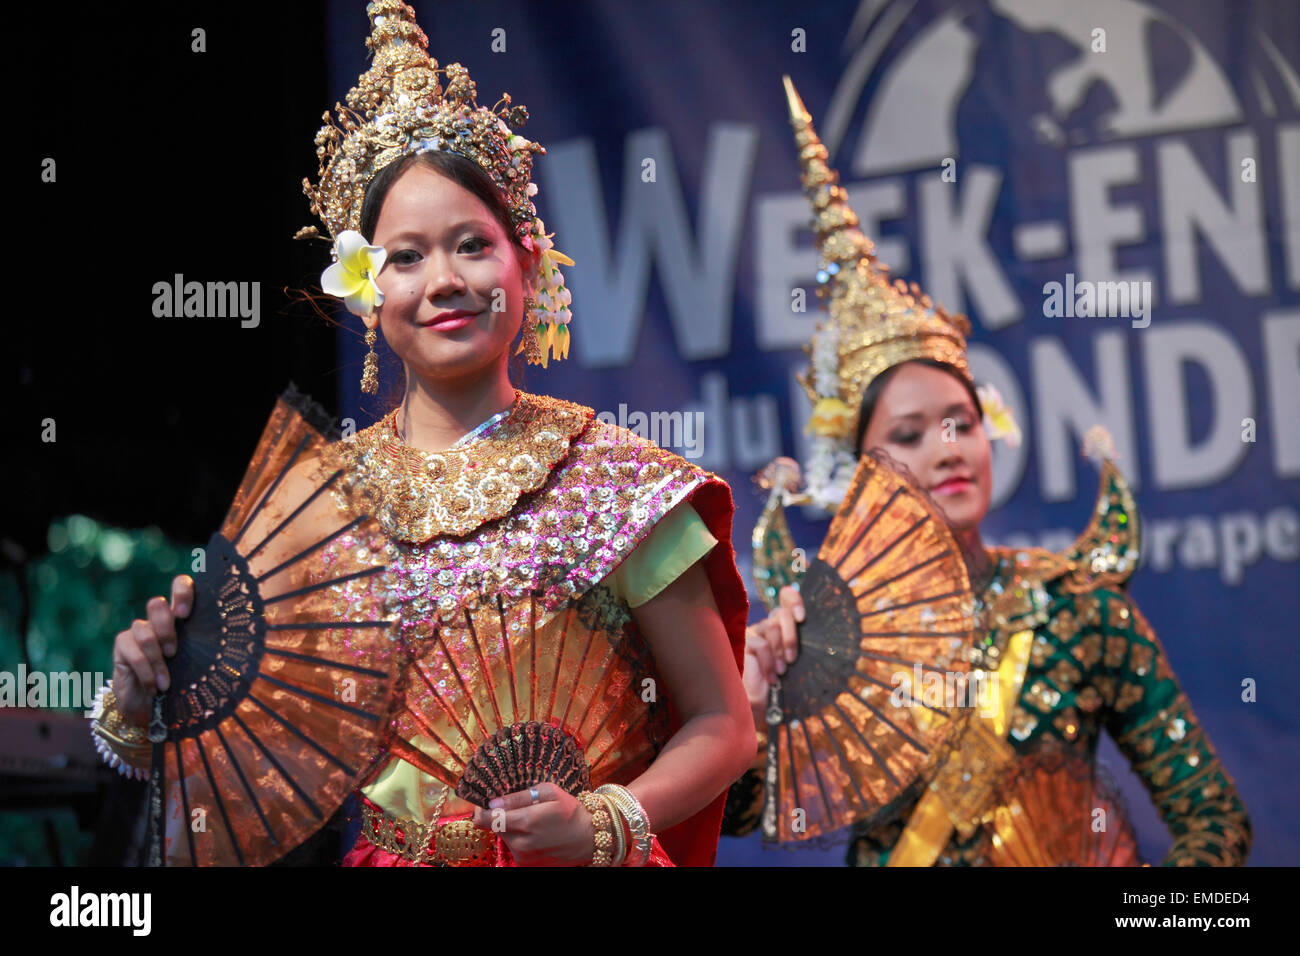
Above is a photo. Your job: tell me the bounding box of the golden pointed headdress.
[784,76,971,442]
[302,0,540,242]
[299,1,573,366]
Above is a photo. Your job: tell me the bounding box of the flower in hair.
[321,230,387,317]
[807,397,853,439]
[977,384,1022,449]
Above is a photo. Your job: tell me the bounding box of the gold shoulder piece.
[751,458,809,611]
[752,488,801,612]
[984,546,1069,616]
[319,391,591,544]
[1061,459,1141,594]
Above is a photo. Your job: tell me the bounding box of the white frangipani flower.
[321,230,387,317]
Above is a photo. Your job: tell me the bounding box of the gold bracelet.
[595,784,653,866]
[577,791,614,866]
[89,683,152,779]
[598,786,650,867]
[599,792,627,867]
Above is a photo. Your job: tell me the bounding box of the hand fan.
[987,742,1143,866]
[762,451,975,843]
[379,589,670,807]
[143,385,403,866]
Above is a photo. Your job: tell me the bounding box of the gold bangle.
[577,791,614,867]
[96,686,149,742]
[89,684,152,779]
[595,784,653,866]
[599,792,627,867]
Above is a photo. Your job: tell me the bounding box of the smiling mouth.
[419,310,480,330]
[931,477,974,495]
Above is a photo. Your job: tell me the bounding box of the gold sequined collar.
[967,547,1070,670]
[320,390,593,543]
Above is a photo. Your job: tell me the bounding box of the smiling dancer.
[92,0,752,867]
[721,79,1251,867]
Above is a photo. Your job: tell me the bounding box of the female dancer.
[93,0,753,867]
[722,79,1251,867]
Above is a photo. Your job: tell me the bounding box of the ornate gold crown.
[784,76,972,442]
[297,0,574,367]
[301,0,541,243]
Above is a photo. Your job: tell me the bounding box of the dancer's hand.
[111,574,194,727]
[470,783,600,866]
[742,585,803,723]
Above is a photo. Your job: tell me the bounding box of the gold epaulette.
[750,487,809,612]
[1060,459,1141,595]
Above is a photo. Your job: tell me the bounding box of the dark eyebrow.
[439,218,493,239]
[383,230,428,245]
[891,402,974,423]
[382,219,496,246]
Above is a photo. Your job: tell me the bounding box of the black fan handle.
[143,573,189,866]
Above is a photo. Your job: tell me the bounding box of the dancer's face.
[369,163,536,384]
[859,363,992,533]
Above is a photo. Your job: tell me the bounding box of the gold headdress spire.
[302,0,540,242]
[784,76,971,442]
[299,1,574,367]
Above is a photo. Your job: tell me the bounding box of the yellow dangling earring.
[360,322,379,394]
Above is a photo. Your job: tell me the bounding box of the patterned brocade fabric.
[1105,603,1252,867]
[315,391,715,622]
[309,391,742,849]
[723,549,1252,867]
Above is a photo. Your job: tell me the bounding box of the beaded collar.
[318,390,593,543]
[967,547,1071,671]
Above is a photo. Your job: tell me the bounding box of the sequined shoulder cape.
[314,391,749,867]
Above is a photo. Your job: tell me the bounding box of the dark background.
[9,2,336,555]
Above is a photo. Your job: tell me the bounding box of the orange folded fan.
[762,452,976,843]
[380,589,673,810]
[987,741,1143,866]
[142,385,403,866]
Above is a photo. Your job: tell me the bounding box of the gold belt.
[360,802,497,866]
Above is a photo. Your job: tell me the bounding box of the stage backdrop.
[323,0,1298,865]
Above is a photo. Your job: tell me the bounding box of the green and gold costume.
[724,461,1251,867]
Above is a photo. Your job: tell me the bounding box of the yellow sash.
[887,629,1033,866]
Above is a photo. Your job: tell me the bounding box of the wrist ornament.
[89,683,152,780]
[595,783,653,867]
[577,791,614,866]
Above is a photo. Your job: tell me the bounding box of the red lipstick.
[420,309,478,331]
[931,477,973,496]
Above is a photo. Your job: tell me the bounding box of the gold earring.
[361,325,379,394]
[517,297,542,364]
